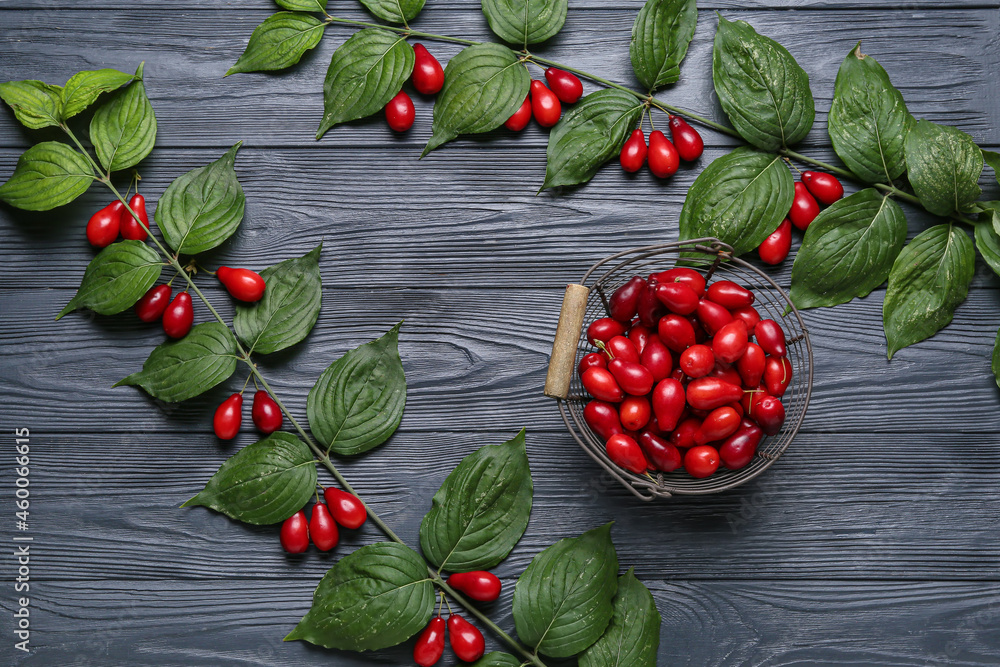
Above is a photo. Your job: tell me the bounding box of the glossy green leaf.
[904,120,983,217]
[0,80,63,129]
[579,569,661,667]
[678,147,794,255]
[468,654,520,667]
[482,0,566,46]
[0,141,94,211]
[359,0,425,24]
[828,43,913,184]
[980,149,1000,187]
[307,323,406,456]
[541,89,644,190]
[62,67,137,119]
[90,64,157,172]
[790,189,907,310]
[226,13,326,75]
[513,523,618,658]
[57,240,162,319]
[992,327,1000,389]
[285,542,435,651]
[276,0,326,10]
[974,208,1000,278]
[317,29,413,138]
[629,0,697,91]
[712,15,815,151]
[420,429,532,572]
[182,432,317,525]
[155,143,245,255]
[423,43,529,156]
[233,245,322,355]
[883,224,975,359]
[115,322,239,402]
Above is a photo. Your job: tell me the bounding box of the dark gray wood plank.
[6,430,1000,582]
[0,7,996,150]
[3,287,1000,435]
[0,146,996,290]
[3,579,1000,666]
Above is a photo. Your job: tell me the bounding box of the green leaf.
[285,542,435,651]
[182,432,317,524]
[482,0,566,46]
[225,12,326,76]
[678,147,794,256]
[307,323,406,456]
[512,523,619,658]
[790,189,907,310]
[904,120,983,217]
[0,80,63,129]
[155,143,245,255]
[712,15,815,151]
[423,43,530,156]
[316,29,414,138]
[984,149,1000,186]
[359,0,425,25]
[883,224,975,359]
[827,43,913,184]
[276,0,326,10]
[57,241,162,319]
[992,327,1000,389]
[579,569,661,667]
[541,89,644,191]
[115,322,239,402]
[420,429,533,572]
[233,245,322,355]
[61,67,137,120]
[90,64,157,173]
[629,0,697,91]
[974,208,1000,278]
[469,654,521,667]
[0,141,94,211]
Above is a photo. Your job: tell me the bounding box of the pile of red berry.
[279,487,368,553]
[413,572,502,665]
[758,170,845,265]
[579,268,793,479]
[618,115,704,177]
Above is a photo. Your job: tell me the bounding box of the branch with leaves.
[0,67,663,665]
[222,0,1000,381]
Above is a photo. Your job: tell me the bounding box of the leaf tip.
[135,61,146,79]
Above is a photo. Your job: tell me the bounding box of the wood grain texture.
[3,1,1000,665]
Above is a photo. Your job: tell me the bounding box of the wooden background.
[2,0,1000,664]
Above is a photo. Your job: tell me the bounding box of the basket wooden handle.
[544,283,591,399]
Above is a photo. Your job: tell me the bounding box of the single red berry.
[684,445,720,478]
[801,171,844,205]
[413,617,447,667]
[309,503,339,551]
[605,433,648,474]
[544,67,583,104]
[279,510,309,554]
[385,90,415,132]
[86,201,122,248]
[323,488,367,529]
[447,571,502,602]
[788,182,820,230]
[447,615,485,662]
[251,390,283,434]
[135,284,172,323]
[121,193,150,241]
[758,218,792,265]
[213,393,243,440]
[217,266,266,302]
[162,292,194,339]
[504,95,532,132]
[620,129,647,173]
[647,130,679,178]
[411,43,445,95]
[668,115,704,161]
[530,80,561,128]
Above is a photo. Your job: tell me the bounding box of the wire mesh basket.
[544,238,813,501]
